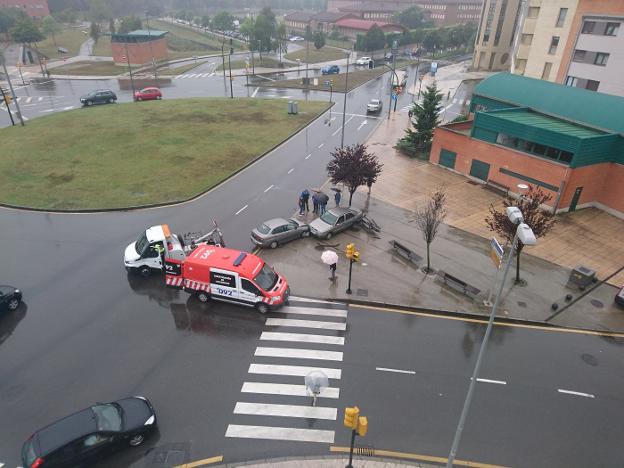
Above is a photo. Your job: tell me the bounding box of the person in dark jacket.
[301,189,310,212]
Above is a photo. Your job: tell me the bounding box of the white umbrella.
[321,250,339,265]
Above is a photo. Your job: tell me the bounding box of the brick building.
[429,73,624,218]
[334,18,406,40]
[111,30,168,66]
[0,0,49,18]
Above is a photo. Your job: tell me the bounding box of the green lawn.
[285,45,346,64]
[257,67,387,93]
[0,98,328,210]
[35,26,88,60]
[51,60,130,76]
[151,19,244,54]
[91,36,111,56]
[217,56,283,71]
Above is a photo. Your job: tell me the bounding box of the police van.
[165,245,289,314]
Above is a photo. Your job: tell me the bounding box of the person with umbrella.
[332,188,342,207]
[321,250,339,281]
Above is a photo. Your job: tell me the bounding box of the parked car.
[355,56,371,66]
[367,99,383,114]
[309,207,363,239]
[321,65,340,75]
[289,36,304,42]
[134,87,162,101]
[21,396,157,468]
[0,285,21,312]
[251,218,310,248]
[80,89,117,107]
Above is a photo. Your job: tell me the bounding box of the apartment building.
[0,0,49,18]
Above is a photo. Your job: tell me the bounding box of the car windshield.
[288,220,298,229]
[91,404,122,431]
[135,232,150,256]
[254,263,278,291]
[21,438,37,466]
[320,211,338,226]
[258,223,271,235]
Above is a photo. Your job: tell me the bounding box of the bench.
[484,179,510,197]
[436,270,481,300]
[389,240,422,266]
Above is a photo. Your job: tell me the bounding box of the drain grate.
[356,288,368,297]
[144,443,190,467]
[517,301,527,308]
[355,445,375,456]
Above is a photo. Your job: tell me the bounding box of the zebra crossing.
[400,97,471,113]
[174,72,216,79]
[225,296,348,444]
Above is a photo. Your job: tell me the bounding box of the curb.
[212,454,426,467]
[0,102,331,214]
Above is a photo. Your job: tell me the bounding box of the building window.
[541,62,552,80]
[582,21,595,34]
[605,22,620,36]
[565,76,578,87]
[528,7,540,19]
[572,50,586,62]
[549,36,560,54]
[515,58,527,74]
[521,33,533,45]
[586,80,600,91]
[594,52,609,66]
[556,8,567,27]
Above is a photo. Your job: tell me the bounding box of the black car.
[80,89,117,107]
[0,284,21,312]
[22,397,157,468]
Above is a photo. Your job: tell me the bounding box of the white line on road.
[287,168,294,174]
[289,296,342,305]
[318,143,324,149]
[251,87,259,98]
[376,367,415,375]
[26,96,32,103]
[241,382,340,398]
[476,378,507,385]
[63,106,74,111]
[235,204,248,215]
[558,389,595,398]
[255,346,343,361]
[279,306,348,318]
[38,96,43,101]
[248,363,341,379]
[264,184,274,193]
[260,332,344,345]
[357,120,367,131]
[234,402,337,420]
[225,424,335,443]
[265,318,346,331]
[305,153,312,159]
[332,115,354,136]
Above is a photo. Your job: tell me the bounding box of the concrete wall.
[112,38,167,66]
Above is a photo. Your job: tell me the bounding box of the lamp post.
[383,64,399,121]
[145,12,158,82]
[340,50,350,149]
[221,36,227,79]
[446,208,536,467]
[417,74,424,102]
[228,38,234,99]
[123,42,136,100]
[0,52,25,126]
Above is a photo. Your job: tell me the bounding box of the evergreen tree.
[398,82,443,155]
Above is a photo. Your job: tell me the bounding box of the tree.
[485,185,557,284]
[276,22,288,63]
[108,17,115,34]
[212,11,233,31]
[313,29,325,50]
[89,21,100,42]
[394,6,425,29]
[41,16,62,45]
[9,18,44,44]
[326,144,383,206]
[399,82,442,154]
[240,16,257,71]
[254,7,277,59]
[118,16,142,34]
[200,15,211,30]
[53,8,78,24]
[364,25,385,54]
[414,189,447,273]
[423,29,442,55]
[0,7,27,40]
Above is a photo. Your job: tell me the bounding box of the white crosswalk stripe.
[248,363,342,379]
[265,318,346,331]
[226,425,335,443]
[288,295,341,305]
[276,306,347,318]
[241,382,340,398]
[260,331,344,345]
[234,402,337,420]
[255,346,343,361]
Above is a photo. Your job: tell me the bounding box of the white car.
[289,36,304,42]
[356,56,371,66]
[367,99,383,114]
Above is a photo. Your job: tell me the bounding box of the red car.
[134,87,162,101]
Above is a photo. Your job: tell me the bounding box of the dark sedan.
[0,285,21,312]
[80,89,117,107]
[22,396,157,468]
[251,217,310,248]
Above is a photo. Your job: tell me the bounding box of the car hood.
[118,397,154,430]
[80,95,92,100]
[309,218,331,233]
[124,243,140,262]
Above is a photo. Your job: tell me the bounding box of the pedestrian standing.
[301,189,310,212]
[298,196,305,216]
[329,262,336,281]
[334,191,341,206]
[320,199,327,215]
[312,193,319,214]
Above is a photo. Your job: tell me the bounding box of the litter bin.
[287,100,294,114]
[569,265,597,289]
[292,101,298,114]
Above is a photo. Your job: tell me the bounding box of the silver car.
[251,218,310,248]
[308,207,363,239]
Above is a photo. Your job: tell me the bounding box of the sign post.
[484,237,504,307]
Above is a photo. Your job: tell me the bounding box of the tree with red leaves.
[485,185,557,284]
[326,143,383,206]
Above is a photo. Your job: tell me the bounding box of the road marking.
[318,143,324,149]
[305,153,312,159]
[38,96,43,101]
[265,318,346,331]
[376,367,415,375]
[186,73,198,78]
[558,389,595,398]
[235,204,248,215]
[241,382,340,398]
[476,378,507,385]
[249,363,341,379]
[289,295,342,305]
[263,184,274,193]
[226,424,334,443]
[332,115,354,136]
[234,402,337,420]
[251,87,259,98]
[278,306,348,318]
[330,447,510,468]
[288,168,294,174]
[25,96,32,103]
[255,346,343,361]
[15,97,22,102]
[174,455,223,468]
[260,332,344,345]
[357,120,368,131]
[63,106,74,110]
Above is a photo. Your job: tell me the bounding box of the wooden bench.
[389,240,422,266]
[484,179,510,197]
[436,270,481,300]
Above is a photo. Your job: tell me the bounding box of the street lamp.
[340,49,351,149]
[0,52,25,126]
[382,63,399,121]
[446,207,536,468]
[123,42,137,100]
[145,12,158,83]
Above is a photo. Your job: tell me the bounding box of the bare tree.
[327,143,383,206]
[414,189,447,273]
[485,184,556,284]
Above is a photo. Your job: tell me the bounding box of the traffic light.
[345,243,355,259]
[357,416,368,437]
[343,406,359,430]
[352,251,360,262]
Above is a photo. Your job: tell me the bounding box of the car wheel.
[325,232,333,240]
[86,100,93,106]
[255,302,270,314]
[196,291,210,303]
[139,266,152,278]
[108,98,114,104]
[129,434,144,447]
[7,298,20,311]
[270,241,279,249]
[157,96,162,100]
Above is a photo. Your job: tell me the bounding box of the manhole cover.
[356,289,368,297]
[581,353,598,366]
[590,299,604,309]
[517,301,527,308]
[144,443,190,467]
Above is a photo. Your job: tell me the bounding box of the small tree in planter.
[327,144,383,206]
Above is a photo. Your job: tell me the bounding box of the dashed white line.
[357,120,368,131]
[376,367,415,375]
[235,204,248,215]
[251,87,259,98]
[476,378,507,385]
[318,143,324,149]
[264,184,274,193]
[305,153,312,159]
[558,389,595,398]
[332,115,354,136]
[287,168,294,174]
[25,96,32,103]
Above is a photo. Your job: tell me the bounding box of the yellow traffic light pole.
[343,406,368,468]
[345,243,359,295]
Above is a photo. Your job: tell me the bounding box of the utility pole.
[0,53,25,126]
[340,50,350,148]
[305,25,310,91]
[0,86,15,126]
[228,39,234,99]
[145,12,158,83]
[221,36,227,79]
[123,42,136,100]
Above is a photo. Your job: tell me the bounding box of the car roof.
[187,245,264,278]
[327,206,359,216]
[263,218,290,229]
[35,408,97,454]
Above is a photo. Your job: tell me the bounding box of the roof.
[474,73,624,135]
[335,18,390,30]
[187,245,263,279]
[36,408,97,454]
[490,108,606,139]
[312,11,354,22]
[111,30,168,42]
[339,2,403,13]
[284,12,314,22]
[128,29,168,37]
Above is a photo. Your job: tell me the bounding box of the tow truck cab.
[165,245,289,314]
[124,224,185,277]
